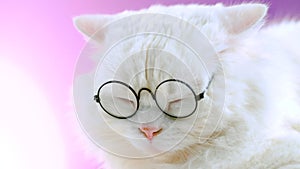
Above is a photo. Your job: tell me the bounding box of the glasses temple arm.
[196,74,214,101]
[94,95,100,103]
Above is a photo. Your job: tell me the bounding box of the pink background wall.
[1,0,299,169]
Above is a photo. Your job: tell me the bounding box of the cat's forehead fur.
[100,4,227,51]
[97,33,212,92]
[93,4,223,92]
[121,4,225,31]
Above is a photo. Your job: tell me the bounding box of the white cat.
[73,3,300,169]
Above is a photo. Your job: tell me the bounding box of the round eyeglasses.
[94,78,212,119]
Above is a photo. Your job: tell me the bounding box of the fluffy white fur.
[74,3,300,169]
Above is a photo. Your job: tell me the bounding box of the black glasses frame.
[94,78,212,119]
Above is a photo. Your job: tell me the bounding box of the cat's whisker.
[198,141,235,150]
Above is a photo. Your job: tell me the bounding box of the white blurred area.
[0,58,67,169]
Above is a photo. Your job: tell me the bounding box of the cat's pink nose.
[139,126,162,141]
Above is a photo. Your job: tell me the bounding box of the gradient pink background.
[1,0,299,169]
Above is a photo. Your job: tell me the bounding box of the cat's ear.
[220,4,268,35]
[73,15,112,42]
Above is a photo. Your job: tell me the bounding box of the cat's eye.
[116,97,136,107]
[94,77,213,119]
[96,81,138,119]
[166,97,197,117]
[155,80,197,118]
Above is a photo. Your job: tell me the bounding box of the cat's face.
[93,36,213,156]
[73,3,267,157]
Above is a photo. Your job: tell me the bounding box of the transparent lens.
[99,82,137,118]
[156,81,196,118]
